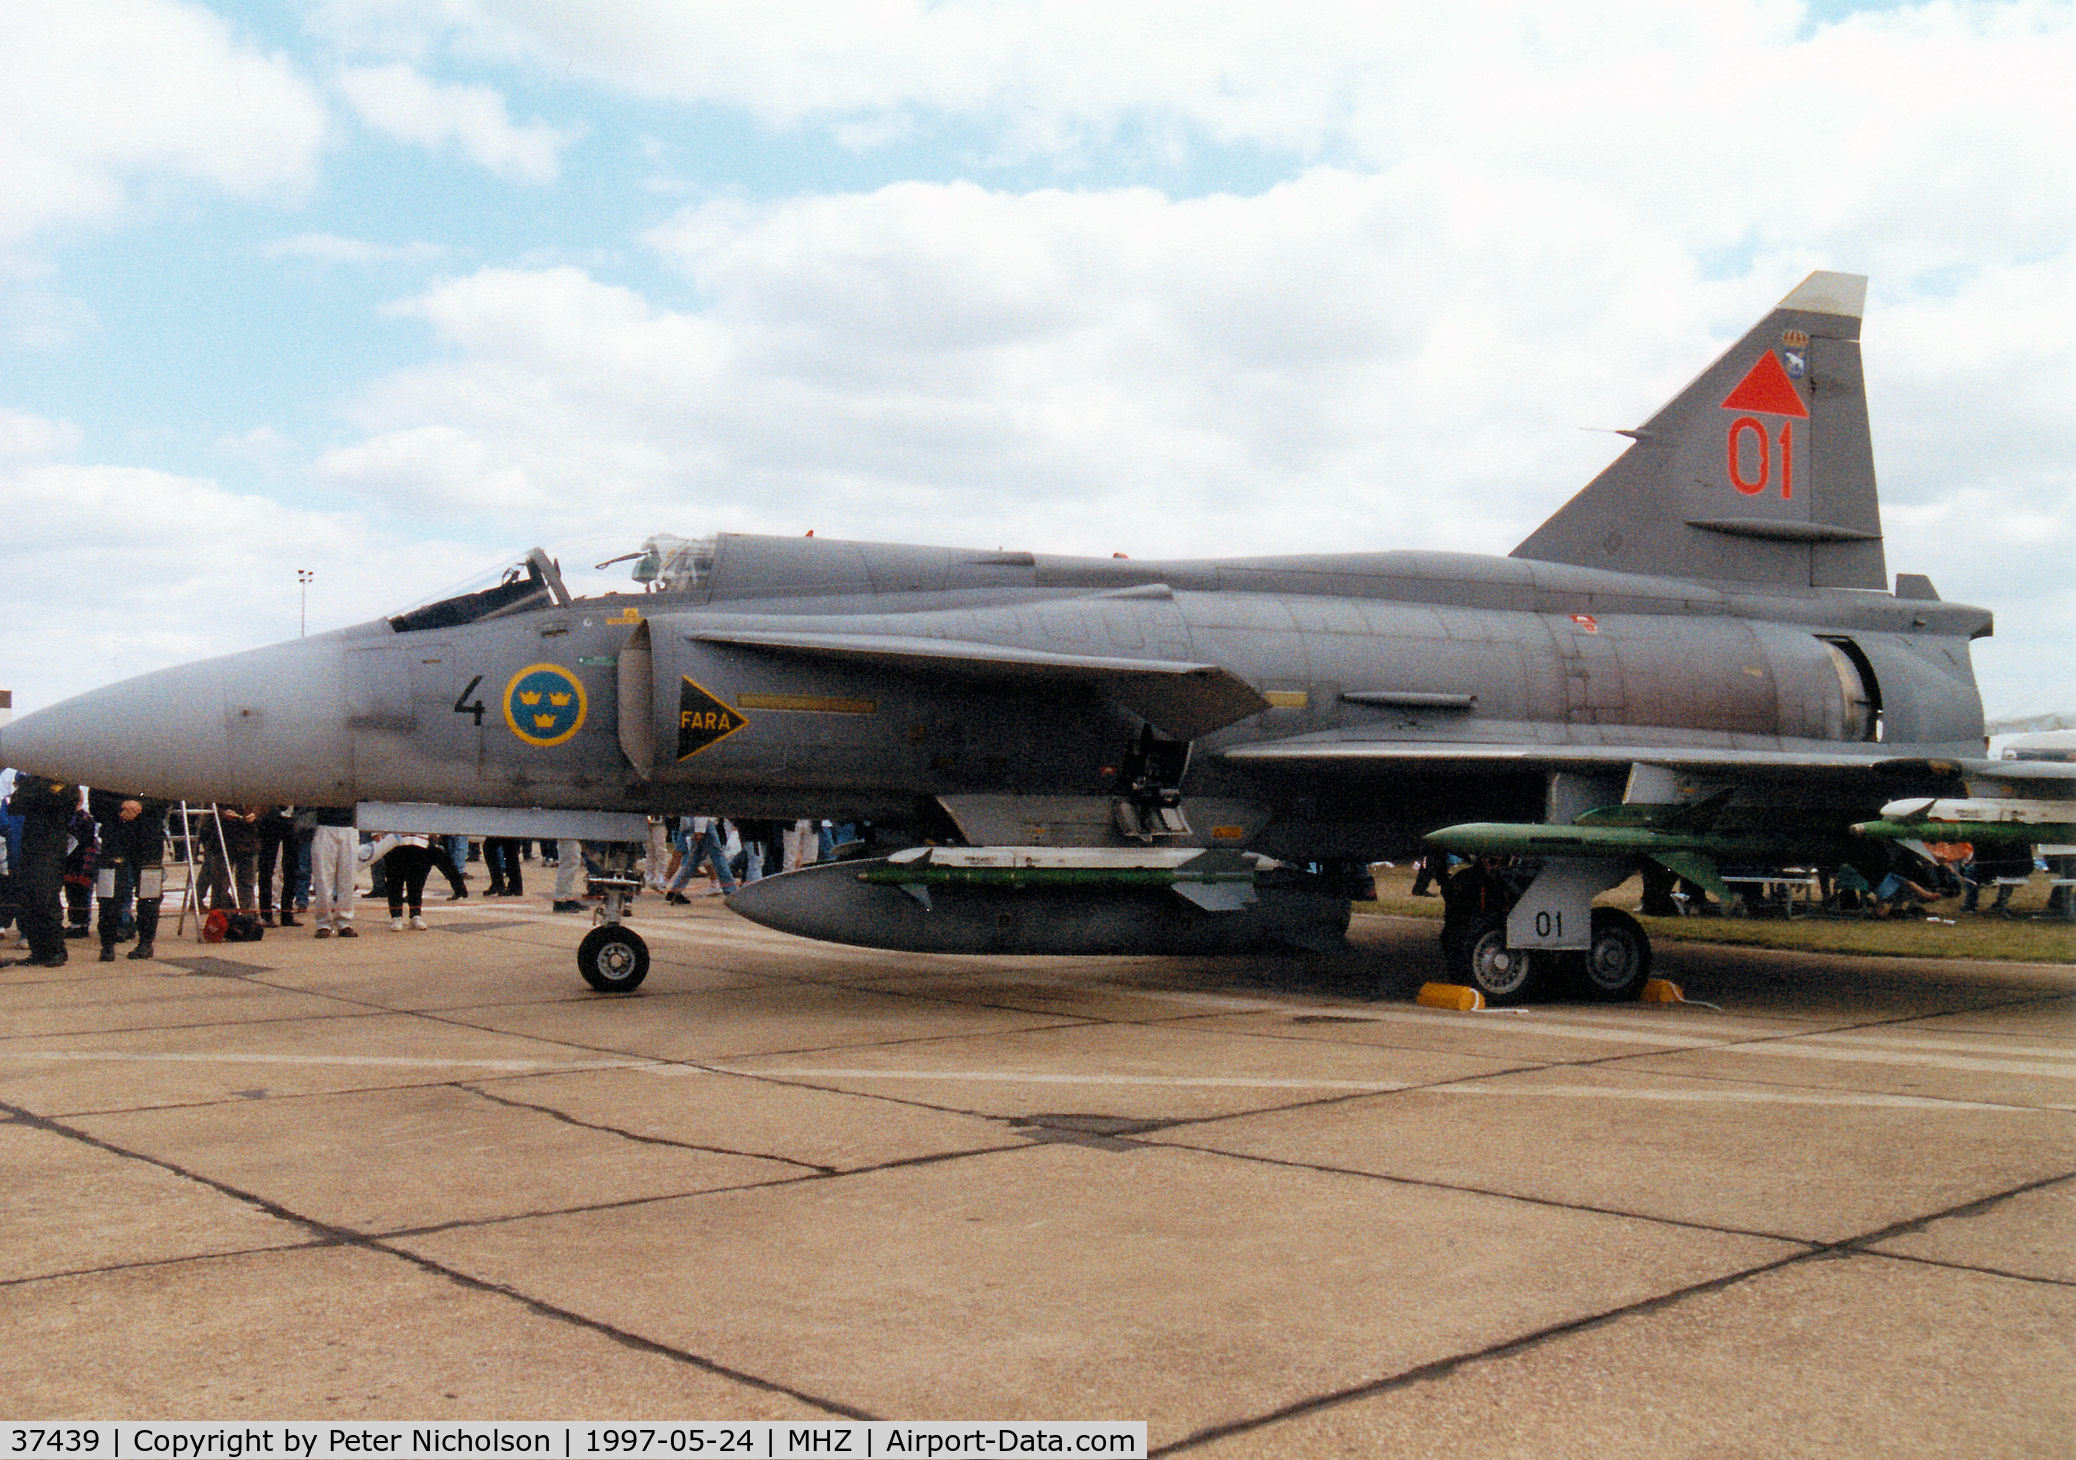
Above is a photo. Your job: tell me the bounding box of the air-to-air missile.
[1424,819,1793,862]
[1851,798,2076,849]
[1421,788,1861,903]
[1426,822,1752,905]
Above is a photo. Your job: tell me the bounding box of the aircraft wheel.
[1444,912,1544,1006]
[578,925,649,992]
[1571,907,1651,1001]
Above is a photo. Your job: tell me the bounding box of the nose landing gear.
[578,847,649,991]
[578,921,649,991]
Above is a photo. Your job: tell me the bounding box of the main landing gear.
[1571,906,1652,1000]
[1439,862,1652,1006]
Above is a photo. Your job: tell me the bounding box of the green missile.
[1423,819,1835,904]
[1851,819,2076,847]
[1424,822,1787,860]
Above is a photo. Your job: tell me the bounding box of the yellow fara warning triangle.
[677,676,749,759]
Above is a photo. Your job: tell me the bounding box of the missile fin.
[1647,851,1730,904]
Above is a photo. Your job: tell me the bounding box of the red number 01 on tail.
[1727,415,1792,498]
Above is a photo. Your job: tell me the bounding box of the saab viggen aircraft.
[8,272,2068,999]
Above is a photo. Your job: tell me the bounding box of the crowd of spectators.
[7,765,2061,965]
[0,769,857,964]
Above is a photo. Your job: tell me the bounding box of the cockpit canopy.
[385,536,716,633]
[386,548,566,633]
[622,534,716,593]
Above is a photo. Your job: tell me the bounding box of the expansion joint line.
[459,1082,839,1174]
[1151,1166,2076,1457]
[0,1097,875,1421]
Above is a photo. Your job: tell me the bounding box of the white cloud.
[304,165,2071,717]
[1883,487,2076,723]
[0,407,84,460]
[0,0,326,245]
[262,232,453,265]
[315,422,546,511]
[26,1,2060,724]
[0,457,344,708]
[0,413,471,713]
[313,0,1424,146]
[338,63,572,183]
[324,177,1698,554]
[1865,253,2076,718]
[311,1,2075,241]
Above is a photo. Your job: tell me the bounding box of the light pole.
[298,569,314,636]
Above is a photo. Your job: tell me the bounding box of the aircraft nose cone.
[3,660,230,796]
[2,641,353,804]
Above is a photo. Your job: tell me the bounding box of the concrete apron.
[2,897,2071,1451]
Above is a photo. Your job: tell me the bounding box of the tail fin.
[1511,272,1886,590]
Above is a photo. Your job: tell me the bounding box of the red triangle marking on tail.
[1720,352,1809,418]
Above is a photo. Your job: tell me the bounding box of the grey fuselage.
[11,532,1990,864]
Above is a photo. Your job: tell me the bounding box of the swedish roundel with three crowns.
[503,663,588,747]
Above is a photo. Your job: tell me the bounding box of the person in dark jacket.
[483,836,525,897]
[92,791,169,962]
[3,775,78,968]
[255,805,299,926]
[87,787,133,947]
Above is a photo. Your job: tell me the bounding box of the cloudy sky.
[2,0,2071,726]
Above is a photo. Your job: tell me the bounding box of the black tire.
[578,925,650,992]
[1443,911,1543,1006]
[1571,907,1651,1001]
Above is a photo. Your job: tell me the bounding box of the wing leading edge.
[693,628,1270,741]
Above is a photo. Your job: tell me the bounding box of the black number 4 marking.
[454,675,487,726]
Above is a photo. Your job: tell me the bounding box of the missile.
[1421,813,1869,905]
[726,846,1350,956]
[1423,822,1790,861]
[1852,796,2076,848]
[1852,820,2076,847]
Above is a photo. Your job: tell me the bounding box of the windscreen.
[386,536,710,632]
[630,534,716,593]
[386,550,565,633]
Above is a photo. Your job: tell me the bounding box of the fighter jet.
[8,272,2071,1000]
